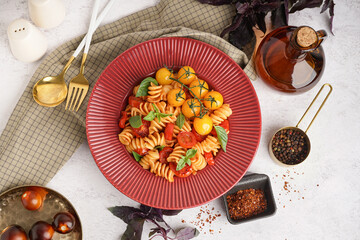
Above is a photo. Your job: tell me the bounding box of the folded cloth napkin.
[0,0,256,192]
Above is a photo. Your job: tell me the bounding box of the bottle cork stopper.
[296,27,317,48]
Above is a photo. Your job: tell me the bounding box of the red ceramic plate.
[86,37,261,209]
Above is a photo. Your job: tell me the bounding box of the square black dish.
[222,173,276,224]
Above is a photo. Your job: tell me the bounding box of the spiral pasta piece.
[166,106,181,117]
[149,120,166,135]
[118,125,134,146]
[150,161,175,182]
[191,152,207,171]
[210,104,232,125]
[192,135,221,156]
[125,137,147,153]
[144,132,165,149]
[173,120,192,137]
[147,83,163,103]
[139,150,159,170]
[167,144,187,163]
[165,139,176,148]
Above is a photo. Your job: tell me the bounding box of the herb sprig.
[144,103,173,122]
[177,149,197,171]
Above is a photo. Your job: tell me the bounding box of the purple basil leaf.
[220,14,243,37]
[140,205,165,223]
[162,209,183,216]
[122,219,145,240]
[196,0,232,5]
[289,0,323,13]
[228,17,255,49]
[108,206,144,224]
[320,0,330,13]
[271,2,288,28]
[328,1,335,34]
[255,12,267,33]
[254,1,282,13]
[236,2,250,15]
[175,227,200,240]
[149,227,168,240]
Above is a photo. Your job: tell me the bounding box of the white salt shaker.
[28,0,66,29]
[7,18,47,63]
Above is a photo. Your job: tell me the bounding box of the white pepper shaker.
[28,0,65,29]
[7,18,47,63]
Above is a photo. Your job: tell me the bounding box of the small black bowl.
[222,173,277,224]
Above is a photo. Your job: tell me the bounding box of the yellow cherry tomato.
[189,79,209,99]
[194,115,213,135]
[182,98,201,118]
[156,68,175,85]
[204,91,223,110]
[178,66,197,85]
[167,89,186,107]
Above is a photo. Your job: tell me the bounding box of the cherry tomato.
[21,190,43,211]
[53,212,76,234]
[29,221,54,240]
[203,91,223,110]
[193,115,213,136]
[189,79,209,99]
[156,68,175,85]
[169,162,193,178]
[159,147,173,164]
[134,148,149,156]
[128,96,144,108]
[164,123,175,141]
[167,89,185,107]
[1,225,27,240]
[177,132,197,148]
[182,98,201,118]
[204,152,215,165]
[192,128,207,142]
[132,118,150,138]
[211,120,230,137]
[118,111,128,129]
[178,66,197,85]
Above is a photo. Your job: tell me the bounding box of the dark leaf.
[228,17,255,49]
[140,205,165,223]
[254,1,282,13]
[176,227,200,240]
[320,0,331,13]
[320,0,335,34]
[108,206,143,224]
[271,1,289,28]
[162,209,183,216]
[196,0,232,5]
[121,219,145,240]
[220,14,243,37]
[289,0,323,13]
[255,12,267,33]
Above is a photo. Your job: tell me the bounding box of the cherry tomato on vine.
[169,162,193,178]
[203,91,223,110]
[193,115,213,136]
[178,66,197,85]
[21,190,43,211]
[167,89,185,107]
[159,147,173,164]
[211,120,229,137]
[128,96,144,108]
[177,132,197,148]
[156,68,175,85]
[118,111,128,129]
[204,152,215,165]
[164,123,175,140]
[189,79,209,99]
[192,128,207,142]
[132,118,150,138]
[182,98,201,118]
[0,225,27,240]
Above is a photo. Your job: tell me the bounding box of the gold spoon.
[32,0,117,107]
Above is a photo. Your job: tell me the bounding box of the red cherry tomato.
[204,152,215,165]
[119,111,128,129]
[177,132,197,148]
[211,120,230,137]
[169,162,193,178]
[21,190,43,211]
[0,225,27,240]
[132,118,150,138]
[164,123,175,141]
[53,212,76,234]
[128,96,144,108]
[159,147,173,164]
[29,221,54,240]
[134,148,149,156]
[192,128,207,142]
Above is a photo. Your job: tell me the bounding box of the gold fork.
[65,0,99,112]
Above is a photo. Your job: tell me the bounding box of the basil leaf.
[143,111,156,121]
[186,149,197,159]
[152,103,160,113]
[176,113,185,129]
[154,145,165,151]
[135,77,158,97]
[176,156,186,171]
[214,126,228,152]
[129,115,142,128]
[159,113,173,118]
[186,157,191,166]
[132,151,142,162]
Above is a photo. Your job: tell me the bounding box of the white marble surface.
[1,0,360,239]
